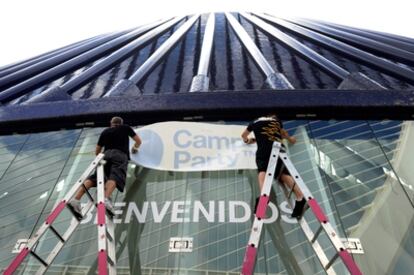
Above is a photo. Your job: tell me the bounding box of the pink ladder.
[3,153,117,275]
[241,142,362,275]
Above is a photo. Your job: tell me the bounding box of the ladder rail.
[241,143,281,275]
[27,154,104,251]
[298,218,334,275]
[279,151,362,275]
[62,154,105,203]
[34,201,96,275]
[241,141,362,275]
[107,218,117,275]
[96,161,117,275]
[279,183,334,274]
[280,153,344,247]
[4,154,107,275]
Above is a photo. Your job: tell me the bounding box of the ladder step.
[49,226,65,243]
[106,230,114,242]
[325,252,340,270]
[107,254,115,266]
[83,185,95,202]
[30,250,49,267]
[310,225,323,243]
[66,203,84,220]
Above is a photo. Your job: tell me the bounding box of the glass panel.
[370,121,414,204]
[308,120,414,274]
[0,129,82,270]
[19,128,102,272]
[0,121,413,275]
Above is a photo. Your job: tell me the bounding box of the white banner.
[130,121,257,171]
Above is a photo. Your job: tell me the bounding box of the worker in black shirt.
[241,114,306,218]
[69,116,142,217]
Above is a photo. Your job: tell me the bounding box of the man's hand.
[281,129,296,145]
[244,137,256,144]
[241,129,256,145]
[131,135,142,154]
[131,145,139,154]
[288,136,296,145]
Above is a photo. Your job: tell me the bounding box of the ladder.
[4,154,117,275]
[241,142,362,275]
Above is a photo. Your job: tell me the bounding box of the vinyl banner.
[130,122,257,171]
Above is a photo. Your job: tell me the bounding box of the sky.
[0,0,413,67]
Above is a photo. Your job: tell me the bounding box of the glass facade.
[0,120,413,275]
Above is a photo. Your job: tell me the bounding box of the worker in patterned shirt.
[241,113,306,218]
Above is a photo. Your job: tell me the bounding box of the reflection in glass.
[0,121,413,275]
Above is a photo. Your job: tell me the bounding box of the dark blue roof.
[0,12,414,133]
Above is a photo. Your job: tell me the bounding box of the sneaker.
[68,199,83,219]
[105,198,115,216]
[291,198,306,218]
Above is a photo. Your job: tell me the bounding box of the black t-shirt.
[97,124,137,159]
[247,117,284,160]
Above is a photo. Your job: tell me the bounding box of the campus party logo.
[80,201,297,225]
[173,129,248,169]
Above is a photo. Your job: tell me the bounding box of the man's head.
[266,112,278,119]
[110,116,123,127]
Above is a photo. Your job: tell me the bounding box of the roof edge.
[0,89,414,135]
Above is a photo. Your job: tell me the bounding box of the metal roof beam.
[0,31,129,91]
[310,19,414,53]
[225,12,293,89]
[0,18,175,104]
[62,17,183,96]
[129,14,201,86]
[350,26,414,45]
[254,13,414,85]
[126,14,201,87]
[0,35,103,77]
[189,13,215,92]
[106,15,200,97]
[292,18,414,64]
[241,12,349,80]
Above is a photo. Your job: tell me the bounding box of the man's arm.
[241,129,256,144]
[281,129,296,144]
[95,145,103,155]
[131,135,142,154]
